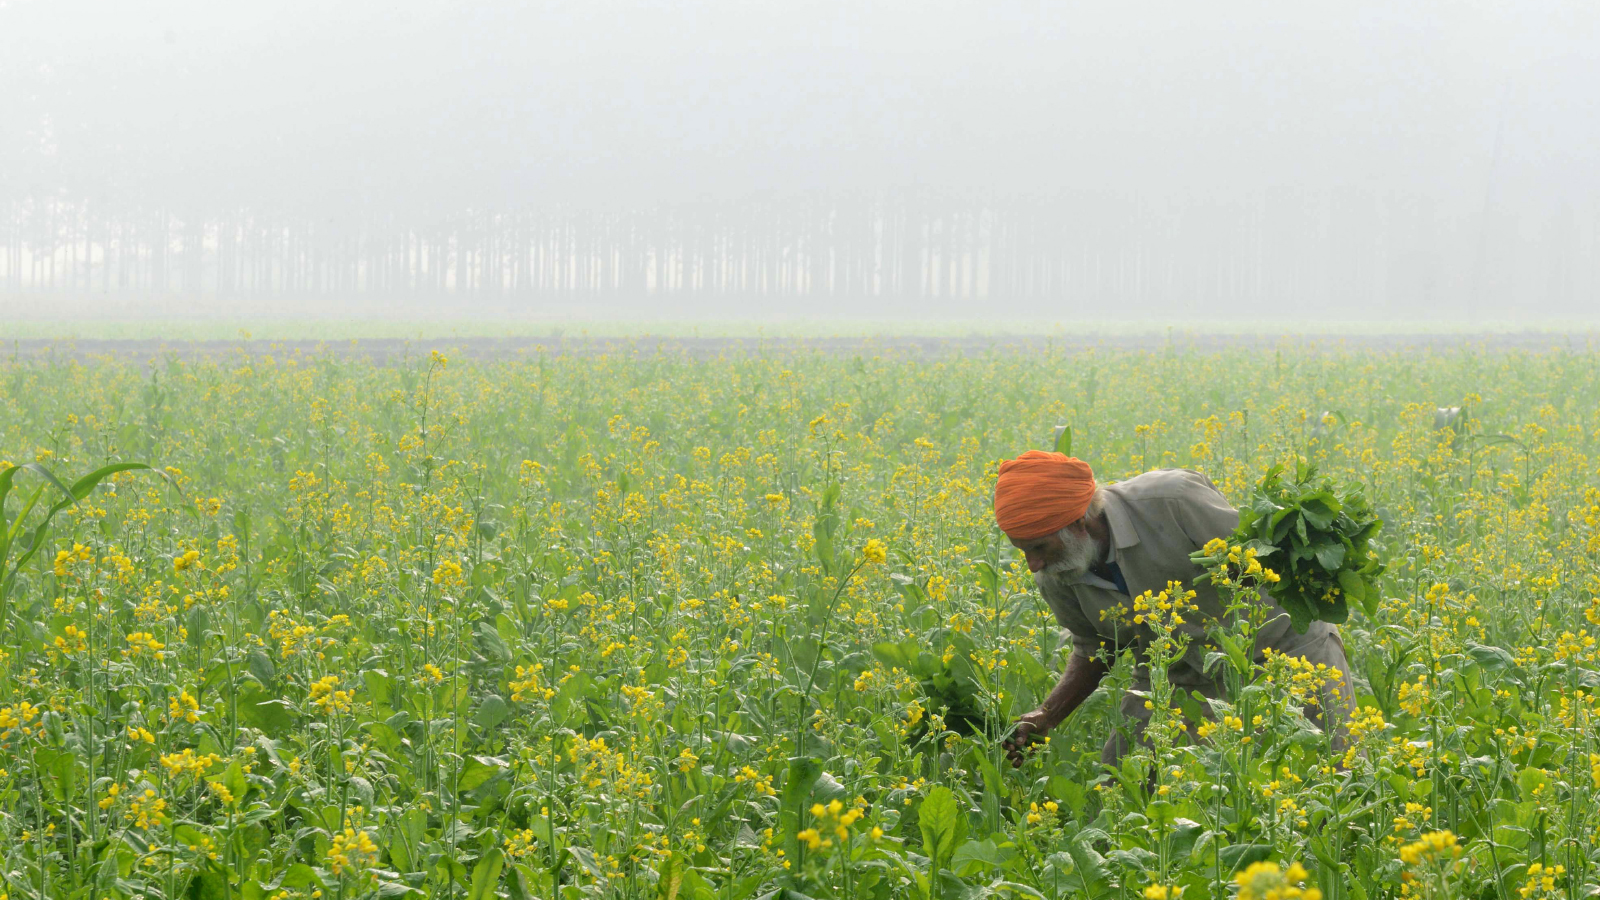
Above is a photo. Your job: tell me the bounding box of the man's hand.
[1003,709,1056,767]
[1001,655,1109,768]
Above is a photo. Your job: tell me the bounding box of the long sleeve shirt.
[1039,468,1336,693]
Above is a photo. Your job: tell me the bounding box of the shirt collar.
[1101,483,1141,554]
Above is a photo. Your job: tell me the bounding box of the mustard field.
[2,343,1598,900]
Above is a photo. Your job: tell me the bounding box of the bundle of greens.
[1193,459,1385,633]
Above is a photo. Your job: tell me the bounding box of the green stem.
[796,558,867,758]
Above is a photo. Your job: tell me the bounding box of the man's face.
[1011,519,1099,578]
[1010,532,1067,573]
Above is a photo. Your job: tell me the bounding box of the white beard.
[1032,528,1100,600]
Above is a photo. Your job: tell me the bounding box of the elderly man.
[995,451,1353,766]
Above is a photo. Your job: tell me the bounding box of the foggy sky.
[3,0,1598,321]
[6,0,1597,212]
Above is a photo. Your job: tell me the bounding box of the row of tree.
[2,190,1594,313]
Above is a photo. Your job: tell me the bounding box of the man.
[993,451,1353,766]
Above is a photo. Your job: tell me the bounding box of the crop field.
[3,342,1600,900]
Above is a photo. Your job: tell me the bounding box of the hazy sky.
[5,0,1597,212]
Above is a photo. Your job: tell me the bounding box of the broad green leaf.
[1165,819,1207,863]
[279,864,326,890]
[467,848,505,900]
[1516,767,1549,800]
[567,846,605,878]
[1465,643,1515,671]
[1313,541,1346,571]
[457,755,508,792]
[872,641,917,670]
[781,756,823,860]
[1300,494,1339,525]
[1218,843,1273,873]
[236,683,294,737]
[473,694,511,730]
[1279,591,1314,635]
[919,785,962,867]
[1336,568,1366,603]
[1064,834,1111,892]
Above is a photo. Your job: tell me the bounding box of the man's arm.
[1003,653,1110,767]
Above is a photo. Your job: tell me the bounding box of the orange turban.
[993,451,1097,540]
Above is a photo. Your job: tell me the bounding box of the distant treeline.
[2,190,1594,313]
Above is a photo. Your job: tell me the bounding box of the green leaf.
[236,683,294,737]
[505,867,536,900]
[1307,835,1340,872]
[812,524,835,576]
[467,848,505,900]
[1046,776,1085,815]
[386,834,414,874]
[811,770,849,803]
[1,462,155,613]
[1165,819,1207,863]
[656,852,683,900]
[12,462,77,510]
[1313,542,1346,571]
[970,750,1004,807]
[1219,843,1273,873]
[247,649,277,686]
[1270,508,1296,542]
[1298,496,1339,528]
[1052,424,1072,456]
[400,807,427,849]
[279,864,326,890]
[782,756,823,813]
[473,694,511,730]
[551,673,593,727]
[919,785,962,868]
[951,839,1004,879]
[567,846,604,879]
[1064,833,1111,892]
[191,868,232,900]
[457,755,508,792]
[1517,767,1549,800]
[1278,590,1314,635]
[475,619,511,661]
[1321,598,1350,624]
[36,748,76,802]
[222,760,248,804]
[1466,643,1515,671]
[781,756,823,860]
[63,462,152,506]
[1212,462,1384,633]
[1336,568,1366,603]
[871,641,918,670]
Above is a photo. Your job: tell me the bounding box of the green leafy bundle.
[1199,459,1385,633]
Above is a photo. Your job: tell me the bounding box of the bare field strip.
[7,330,1599,363]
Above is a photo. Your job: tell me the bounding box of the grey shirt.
[1040,468,1335,692]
